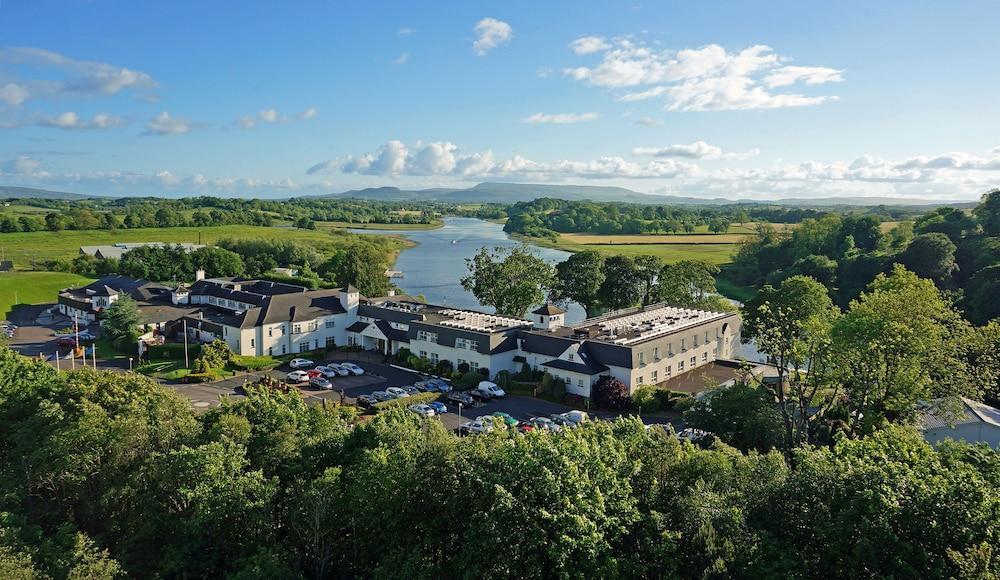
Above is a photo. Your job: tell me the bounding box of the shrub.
[197,339,233,369]
[494,370,512,389]
[552,377,566,400]
[460,372,481,388]
[673,396,696,413]
[478,367,490,378]
[592,376,630,410]
[148,343,201,361]
[396,347,413,361]
[436,359,453,375]
[632,385,662,413]
[230,355,279,371]
[457,362,470,374]
[184,371,219,383]
[515,362,533,381]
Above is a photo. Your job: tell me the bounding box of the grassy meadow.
[0,271,94,319]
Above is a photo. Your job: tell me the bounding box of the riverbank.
[317,219,443,231]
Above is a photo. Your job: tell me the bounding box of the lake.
[352,217,762,361]
[351,217,587,322]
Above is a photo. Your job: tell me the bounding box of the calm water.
[351,217,762,361]
[352,217,587,322]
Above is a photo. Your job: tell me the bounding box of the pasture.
[0,271,94,319]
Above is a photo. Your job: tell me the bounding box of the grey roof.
[346,321,369,333]
[542,357,608,375]
[922,398,1000,430]
[252,289,346,326]
[357,303,423,325]
[532,303,566,316]
[375,319,408,342]
[91,285,118,296]
[518,331,579,357]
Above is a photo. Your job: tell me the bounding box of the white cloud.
[569,36,610,55]
[308,140,697,180]
[393,52,410,65]
[635,116,663,127]
[523,111,599,124]
[473,18,513,55]
[398,27,414,37]
[144,112,192,136]
[0,83,30,106]
[0,47,156,103]
[563,40,842,111]
[37,111,124,130]
[535,67,553,78]
[0,155,46,176]
[633,141,759,160]
[237,106,318,128]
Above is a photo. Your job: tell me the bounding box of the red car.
[306,369,323,379]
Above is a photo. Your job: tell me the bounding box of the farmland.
[0,271,93,319]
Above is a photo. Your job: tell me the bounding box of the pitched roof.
[375,319,408,342]
[532,303,566,316]
[542,358,608,375]
[346,321,369,333]
[922,397,1000,430]
[518,331,579,357]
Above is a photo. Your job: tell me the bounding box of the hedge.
[230,355,280,371]
[147,343,201,360]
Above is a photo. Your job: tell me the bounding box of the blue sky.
[1,0,998,200]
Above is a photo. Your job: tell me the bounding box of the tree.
[832,265,970,435]
[320,242,390,297]
[103,295,142,349]
[900,232,958,284]
[633,255,663,306]
[974,188,1000,235]
[685,381,784,452]
[654,260,733,311]
[591,375,630,409]
[45,212,65,231]
[962,319,1000,405]
[597,255,642,311]
[190,246,245,278]
[460,246,555,317]
[553,250,605,317]
[963,265,1000,324]
[742,275,840,450]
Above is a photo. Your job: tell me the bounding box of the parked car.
[476,381,506,399]
[491,411,519,428]
[371,390,393,402]
[427,401,448,415]
[560,410,589,426]
[548,413,575,427]
[677,428,710,443]
[430,379,453,392]
[306,369,323,379]
[328,363,351,376]
[527,416,561,432]
[408,403,436,418]
[458,419,494,435]
[386,386,410,399]
[313,365,338,379]
[469,389,492,403]
[289,358,314,369]
[402,385,420,396]
[446,391,475,406]
[340,362,365,376]
[286,370,310,383]
[356,394,378,408]
[309,376,333,390]
[56,331,96,347]
[414,380,436,393]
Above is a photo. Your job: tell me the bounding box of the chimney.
[387,289,396,297]
[340,285,359,311]
[195,269,206,281]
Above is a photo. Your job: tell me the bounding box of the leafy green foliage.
[591,375,630,410]
[461,245,556,317]
[102,295,142,349]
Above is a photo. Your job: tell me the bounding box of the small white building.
[921,397,1000,449]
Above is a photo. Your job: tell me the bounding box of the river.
[351,217,762,361]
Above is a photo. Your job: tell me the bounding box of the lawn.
[0,224,397,268]
[577,243,738,264]
[561,232,748,245]
[0,271,94,319]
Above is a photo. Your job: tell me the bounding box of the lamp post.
[457,402,463,436]
[128,357,133,372]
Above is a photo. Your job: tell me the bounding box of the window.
[636,376,644,385]
[665,365,672,377]
[680,338,686,351]
[419,350,428,358]
[250,338,255,347]
[293,324,302,334]
[705,331,709,343]
[326,337,336,347]
[430,353,439,364]
[470,361,480,371]
[281,345,286,354]
[268,347,273,355]
[654,347,660,360]
[457,358,466,366]
[690,356,697,366]
[416,330,438,343]
[280,326,286,335]
[577,378,583,387]
[668,343,674,357]
[638,351,645,366]
[694,334,700,347]
[325,319,336,329]
[702,352,708,362]
[456,337,478,350]
[268,327,273,337]
[678,360,685,371]
[651,370,658,382]
[568,353,575,361]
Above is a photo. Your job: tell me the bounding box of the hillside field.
[0,271,94,319]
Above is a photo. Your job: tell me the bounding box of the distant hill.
[318,182,976,207]
[0,186,92,200]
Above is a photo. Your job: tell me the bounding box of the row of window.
[635,352,711,386]
[637,329,722,366]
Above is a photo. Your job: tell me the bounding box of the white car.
[340,362,365,376]
[476,381,506,399]
[559,410,589,426]
[460,419,494,435]
[327,363,351,376]
[407,403,436,417]
[309,376,333,390]
[386,386,410,399]
[289,358,314,369]
[314,365,339,379]
[286,370,310,383]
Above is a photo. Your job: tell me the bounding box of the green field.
[574,243,737,264]
[315,220,443,231]
[0,271,94,319]
[0,225,397,268]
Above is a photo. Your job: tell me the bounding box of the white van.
[476,381,506,399]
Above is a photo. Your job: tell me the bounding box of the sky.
[1,0,999,201]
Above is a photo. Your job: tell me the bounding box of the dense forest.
[501,197,928,240]
[730,189,1000,322]
[0,196,507,233]
[0,349,995,578]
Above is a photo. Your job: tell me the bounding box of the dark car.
[446,391,475,406]
[356,395,378,409]
[414,380,437,393]
[549,414,575,427]
[468,389,492,402]
[402,385,420,396]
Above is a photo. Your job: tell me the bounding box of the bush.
[632,385,662,413]
[515,362,533,381]
[396,347,413,362]
[592,376,630,410]
[673,396,696,413]
[494,370,512,389]
[459,372,481,388]
[197,339,233,369]
[552,377,566,400]
[478,367,490,378]
[435,359,453,375]
[148,343,201,361]
[230,355,279,371]
[457,362,470,374]
[184,371,220,383]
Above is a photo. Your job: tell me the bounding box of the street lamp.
[128,357,133,372]
[457,402,463,436]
